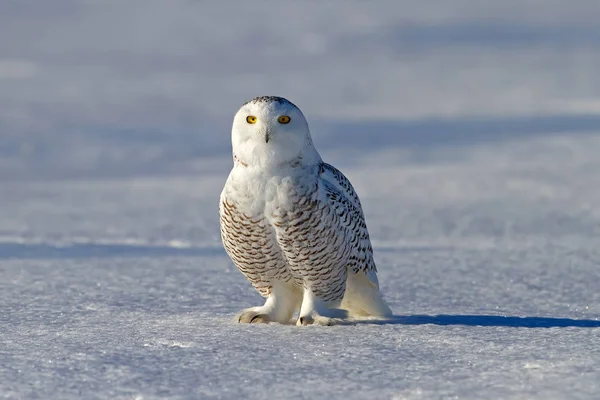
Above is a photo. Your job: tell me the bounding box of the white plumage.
[219,96,392,325]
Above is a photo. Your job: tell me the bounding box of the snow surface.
[2,1,600,398]
[2,133,600,399]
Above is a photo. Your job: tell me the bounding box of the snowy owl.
[219,96,392,326]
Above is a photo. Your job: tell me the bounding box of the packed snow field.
[3,1,600,399]
[1,133,600,399]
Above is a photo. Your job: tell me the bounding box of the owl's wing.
[318,162,379,288]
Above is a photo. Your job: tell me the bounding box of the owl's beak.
[265,128,271,143]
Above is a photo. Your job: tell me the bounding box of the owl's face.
[231,96,321,168]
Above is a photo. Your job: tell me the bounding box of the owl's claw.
[237,309,270,324]
[297,315,335,326]
[249,314,270,323]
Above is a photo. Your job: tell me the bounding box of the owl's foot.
[235,283,302,325]
[296,314,336,326]
[237,308,271,324]
[296,288,347,326]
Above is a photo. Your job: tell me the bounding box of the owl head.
[230,96,322,168]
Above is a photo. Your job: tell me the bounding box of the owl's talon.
[250,314,269,323]
[297,315,335,326]
[237,309,270,324]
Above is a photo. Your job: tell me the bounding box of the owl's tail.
[340,271,393,318]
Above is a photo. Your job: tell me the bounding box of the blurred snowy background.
[2,0,600,179]
[1,1,600,399]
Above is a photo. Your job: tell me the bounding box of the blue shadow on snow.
[353,314,600,328]
[318,114,600,150]
[0,243,225,260]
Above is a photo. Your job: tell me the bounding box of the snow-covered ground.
[2,1,600,399]
[2,133,600,399]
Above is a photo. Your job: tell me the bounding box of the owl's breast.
[223,165,318,220]
[265,175,318,218]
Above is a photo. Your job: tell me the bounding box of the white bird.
[219,96,392,326]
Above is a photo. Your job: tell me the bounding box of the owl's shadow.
[341,314,600,328]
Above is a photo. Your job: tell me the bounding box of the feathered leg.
[237,281,302,324]
[296,283,348,326]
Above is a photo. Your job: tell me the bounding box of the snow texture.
[1,1,600,399]
[2,133,600,399]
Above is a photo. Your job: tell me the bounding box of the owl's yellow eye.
[246,115,257,124]
[278,115,291,124]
